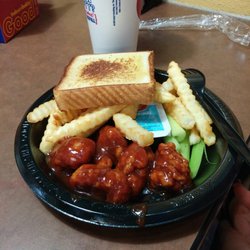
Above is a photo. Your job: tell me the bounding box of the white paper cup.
[84,0,141,54]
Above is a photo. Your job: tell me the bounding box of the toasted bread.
[53,51,155,110]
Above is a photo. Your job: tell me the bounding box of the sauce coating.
[149,143,192,191]
[48,137,96,170]
[47,126,192,204]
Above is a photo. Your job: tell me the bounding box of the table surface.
[1,1,249,249]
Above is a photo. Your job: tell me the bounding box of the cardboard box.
[0,0,39,43]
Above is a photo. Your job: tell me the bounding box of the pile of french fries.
[27,61,215,155]
[27,102,154,154]
[161,61,216,146]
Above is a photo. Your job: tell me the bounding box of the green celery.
[179,133,190,161]
[164,136,180,152]
[189,140,205,179]
[167,115,186,142]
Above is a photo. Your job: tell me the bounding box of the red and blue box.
[0,0,39,43]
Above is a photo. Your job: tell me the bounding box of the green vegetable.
[189,140,205,179]
[179,133,190,161]
[164,136,180,152]
[167,115,186,142]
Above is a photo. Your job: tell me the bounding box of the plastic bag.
[139,14,250,46]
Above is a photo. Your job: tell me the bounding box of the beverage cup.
[84,0,141,54]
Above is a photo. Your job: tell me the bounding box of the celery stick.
[167,115,186,142]
[164,136,180,152]
[189,140,205,179]
[179,133,190,161]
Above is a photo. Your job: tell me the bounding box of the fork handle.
[197,90,250,166]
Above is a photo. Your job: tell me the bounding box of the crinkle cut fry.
[162,78,174,92]
[27,100,58,123]
[26,99,83,124]
[39,109,87,154]
[167,61,216,146]
[52,109,84,125]
[39,113,60,154]
[113,113,154,147]
[163,97,195,130]
[45,105,125,152]
[120,104,139,119]
[154,82,176,104]
[189,126,201,145]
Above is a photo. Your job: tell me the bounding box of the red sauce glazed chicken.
[149,143,192,192]
[48,137,96,170]
[47,126,192,204]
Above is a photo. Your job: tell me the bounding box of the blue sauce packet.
[136,103,171,138]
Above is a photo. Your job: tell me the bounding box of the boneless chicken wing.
[48,136,96,170]
[149,143,192,192]
[117,142,149,197]
[95,125,128,166]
